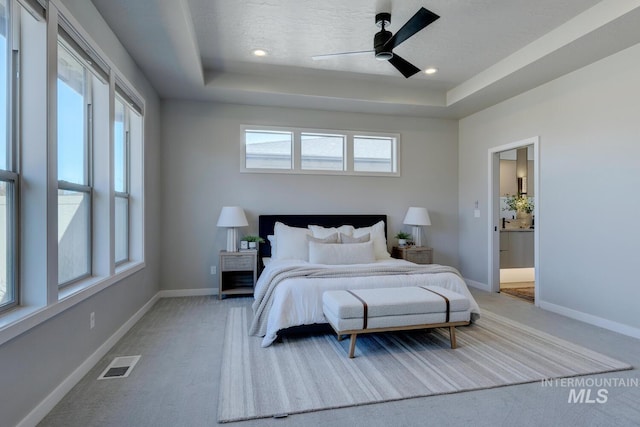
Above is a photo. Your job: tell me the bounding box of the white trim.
[15,292,159,427]
[464,277,491,292]
[487,137,540,304]
[158,288,218,298]
[539,300,640,341]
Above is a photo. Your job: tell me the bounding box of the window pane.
[301,133,344,171]
[245,130,292,169]
[58,190,90,284]
[354,136,395,173]
[57,44,87,185]
[0,181,14,307]
[114,98,126,192]
[0,0,8,171]
[115,195,128,263]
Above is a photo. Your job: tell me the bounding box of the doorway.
[488,137,540,306]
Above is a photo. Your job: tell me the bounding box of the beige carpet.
[218,308,631,423]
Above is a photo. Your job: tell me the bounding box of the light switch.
[474,209,480,218]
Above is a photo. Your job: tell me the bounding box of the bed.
[250,214,480,347]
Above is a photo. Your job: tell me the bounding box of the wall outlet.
[210,266,217,275]
[90,312,95,329]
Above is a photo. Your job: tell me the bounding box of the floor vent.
[97,355,141,380]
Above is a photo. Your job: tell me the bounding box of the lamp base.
[226,228,238,252]
[412,225,423,247]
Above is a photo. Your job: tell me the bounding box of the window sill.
[0,261,145,347]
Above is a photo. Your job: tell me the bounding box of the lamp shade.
[216,206,248,227]
[403,207,431,226]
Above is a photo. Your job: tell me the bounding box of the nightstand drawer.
[392,246,433,265]
[406,250,432,264]
[221,255,255,271]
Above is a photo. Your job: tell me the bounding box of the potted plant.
[394,231,412,247]
[503,194,534,228]
[241,235,265,250]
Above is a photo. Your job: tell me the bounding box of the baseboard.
[157,288,217,298]
[17,293,161,427]
[464,278,491,292]
[539,300,640,340]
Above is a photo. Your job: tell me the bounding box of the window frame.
[56,38,94,288]
[113,93,130,265]
[0,0,147,346]
[0,0,18,313]
[240,124,400,177]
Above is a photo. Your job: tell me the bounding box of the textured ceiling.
[188,0,599,86]
[91,0,640,118]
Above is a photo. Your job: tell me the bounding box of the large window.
[57,41,92,286]
[114,95,129,264]
[241,125,400,176]
[0,0,17,312]
[0,0,147,344]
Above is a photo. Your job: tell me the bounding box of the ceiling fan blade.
[388,53,421,78]
[312,50,374,60]
[384,7,440,50]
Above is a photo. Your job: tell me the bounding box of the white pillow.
[273,222,311,260]
[308,225,355,241]
[308,241,376,265]
[352,221,391,259]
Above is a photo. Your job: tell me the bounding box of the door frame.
[487,136,540,305]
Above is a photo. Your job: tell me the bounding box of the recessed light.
[424,67,438,75]
[252,49,268,57]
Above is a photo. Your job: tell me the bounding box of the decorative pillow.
[273,222,311,260]
[308,240,376,265]
[308,224,355,241]
[307,233,339,244]
[352,221,391,259]
[340,232,369,244]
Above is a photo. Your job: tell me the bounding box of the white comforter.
[251,258,481,347]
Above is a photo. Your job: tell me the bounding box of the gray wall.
[159,101,459,291]
[459,42,640,329]
[0,1,161,426]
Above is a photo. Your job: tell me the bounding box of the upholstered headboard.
[258,214,387,259]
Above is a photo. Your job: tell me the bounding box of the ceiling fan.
[312,7,440,78]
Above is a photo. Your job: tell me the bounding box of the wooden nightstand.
[392,246,433,264]
[219,250,257,299]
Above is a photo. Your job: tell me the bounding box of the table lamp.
[217,206,248,252]
[403,207,431,247]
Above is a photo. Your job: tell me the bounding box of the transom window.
[241,125,400,176]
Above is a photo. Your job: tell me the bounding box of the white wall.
[0,1,161,426]
[459,42,640,332]
[160,101,459,291]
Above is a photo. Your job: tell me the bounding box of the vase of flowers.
[504,195,534,228]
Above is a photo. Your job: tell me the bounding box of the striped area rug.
[218,308,631,423]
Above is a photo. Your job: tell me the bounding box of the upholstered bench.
[322,286,471,358]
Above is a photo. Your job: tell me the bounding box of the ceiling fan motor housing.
[374,29,393,60]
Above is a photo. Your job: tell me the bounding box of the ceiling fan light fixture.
[424,67,438,75]
[251,49,268,57]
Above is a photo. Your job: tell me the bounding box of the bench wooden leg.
[449,326,457,349]
[348,334,358,358]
